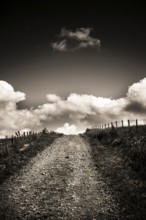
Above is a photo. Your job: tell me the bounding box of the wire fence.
[96,119,146,130]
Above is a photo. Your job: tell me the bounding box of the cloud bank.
[0,81,40,137]
[0,78,146,136]
[55,123,78,135]
[0,81,25,102]
[52,27,101,52]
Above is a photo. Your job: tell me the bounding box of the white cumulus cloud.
[0,81,40,137]
[124,78,146,114]
[55,123,78,135]
[1,78,146,136]
[46,94,61,103]
[127,78,146,104]
[0,80,25,102]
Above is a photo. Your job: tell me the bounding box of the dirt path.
[0,135,119,220]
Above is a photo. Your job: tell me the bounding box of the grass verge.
[82,127,146,219]
[0,131,63,184]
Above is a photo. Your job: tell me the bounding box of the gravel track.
[0,135,119,219]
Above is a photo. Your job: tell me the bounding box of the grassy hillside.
[0,130,63,184]
[82,126,146,219]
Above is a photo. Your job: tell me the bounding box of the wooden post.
[11,135,14,146]
[5,136,9,155]
[15,132,18,138]
[136,119,138,134]
[29,131,31,144]
[105,124,106,129]
[128,119,130,127]
[108,124,109,129]
[115,121,118,128]
[136,119,138,128]
[5,136,7,147]
[18,131,20,137]
[121,120,124,128]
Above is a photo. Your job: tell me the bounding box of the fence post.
[5,136,9,155]
[136,119,138,134]
[136,119,138,127]
[105,124,106,129]
[11,135,14,146]
[18,131,20,137]
[15,132,18,138]
[128,119,130,127]
[121,120,124,128]
[115,121,118,128]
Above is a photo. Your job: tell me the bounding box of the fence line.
[96,119,146,130]
[0,128,50,157]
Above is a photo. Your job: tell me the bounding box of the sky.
[0,1,146,136]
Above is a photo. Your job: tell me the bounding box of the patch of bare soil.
[0,135,119,219]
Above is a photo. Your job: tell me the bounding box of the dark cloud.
[124,101,146,114]
[52,28,101,52]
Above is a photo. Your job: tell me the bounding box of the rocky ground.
[0,135,120,220]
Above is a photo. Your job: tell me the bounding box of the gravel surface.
[0,135,120,219]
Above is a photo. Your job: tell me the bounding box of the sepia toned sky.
[0,1,146,135]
